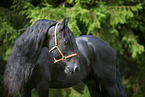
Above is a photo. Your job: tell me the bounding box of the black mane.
[4,19,57,95]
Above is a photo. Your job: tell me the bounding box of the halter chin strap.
[49,22,77,63]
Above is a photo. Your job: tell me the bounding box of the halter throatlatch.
[49,22,77,63]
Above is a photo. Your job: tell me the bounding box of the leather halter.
[49,22,77,63]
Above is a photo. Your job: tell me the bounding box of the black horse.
[4,18,126,97]
[4,17,79,96]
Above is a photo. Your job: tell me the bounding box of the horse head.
[46,17,80,75]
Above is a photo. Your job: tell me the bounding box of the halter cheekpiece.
[49,22,78,63]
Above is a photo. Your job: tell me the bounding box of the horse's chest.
[50,75,80,88]
[50,70,86,88]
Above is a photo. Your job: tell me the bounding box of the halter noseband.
[49,22,78,63]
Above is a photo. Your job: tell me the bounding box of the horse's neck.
[75,38,90,66]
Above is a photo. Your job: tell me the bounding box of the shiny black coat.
[25,35,126,97]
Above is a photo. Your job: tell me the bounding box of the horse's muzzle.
[65,65,79,75]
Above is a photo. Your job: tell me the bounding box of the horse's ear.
[59,17,66,30]
[65,17,69,25]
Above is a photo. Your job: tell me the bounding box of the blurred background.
[0,0,145,97]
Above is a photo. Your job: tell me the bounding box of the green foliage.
[31,86,90,97]
[18,0,145,59]
[122,76,143,97]
[0,0,145,97]
[0,7,19,60]
[0,5,29,60]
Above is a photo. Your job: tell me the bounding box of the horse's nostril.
[75,67,79,72]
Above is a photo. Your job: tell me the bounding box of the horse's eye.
[58,35,62,39]
[64,38,70,44]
